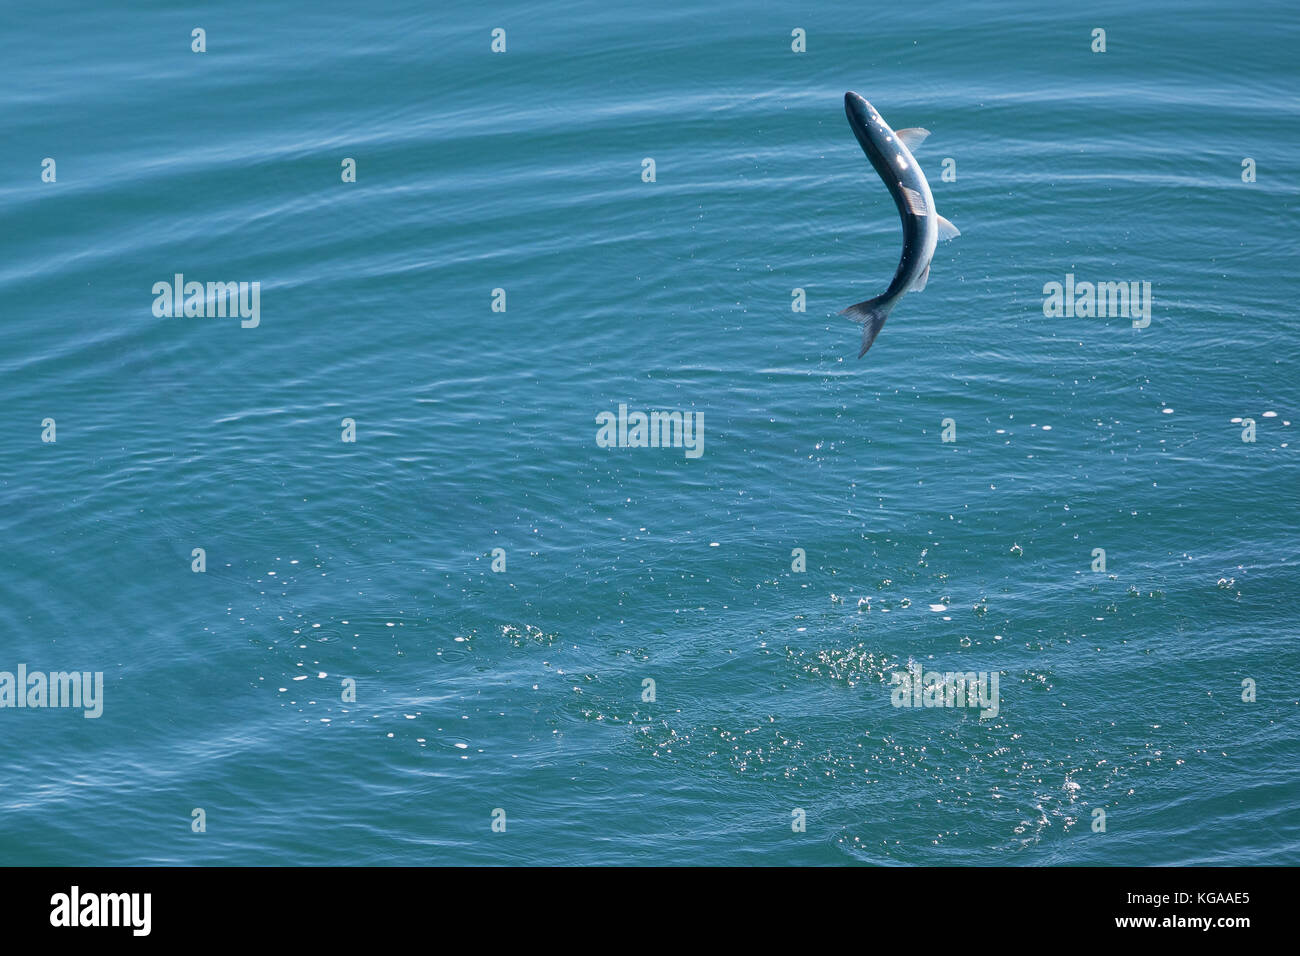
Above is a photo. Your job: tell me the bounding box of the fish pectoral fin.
[936,215,960,240]
[895,127,930,151]
[911,263,930,292]
[901,186,929,217]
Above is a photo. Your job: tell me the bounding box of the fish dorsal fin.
[900,185,929,217]
[895,127,930,151]
[936,215,960,240]
[912,262,930,292]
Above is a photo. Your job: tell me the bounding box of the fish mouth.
[842,92,873,115]
[844,91,877,124]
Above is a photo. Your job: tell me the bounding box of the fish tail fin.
[839,296,894,358]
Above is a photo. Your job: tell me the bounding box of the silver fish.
[840,92,960,357]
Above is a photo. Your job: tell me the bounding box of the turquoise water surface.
[1,0,1297,864]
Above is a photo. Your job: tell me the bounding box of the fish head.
[844,92,882,132]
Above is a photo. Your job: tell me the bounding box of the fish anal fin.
[936,215,960,240]
[896,128,930,151]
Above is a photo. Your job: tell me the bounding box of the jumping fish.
[840,92,960,357]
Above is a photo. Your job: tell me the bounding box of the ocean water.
[1,0,1297,866]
